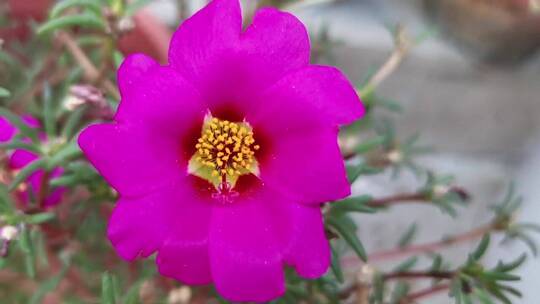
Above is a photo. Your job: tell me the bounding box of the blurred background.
[2,0,540,303]
[278,0,540,303]
[262,0,540,302]
[249,0,540,302]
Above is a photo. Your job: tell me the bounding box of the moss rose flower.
[0,115,64,207]
[78,0,364,301]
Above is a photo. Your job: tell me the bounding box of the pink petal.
[284,203,330,278]
[260,128,351,205]
[110,182,212,265]
[78,123,184,197]
[35,168,65,207]
[16,169,42,205]
[0,114,39,142]
[115,66,206,139]
[168,0,241,84]
[250,65,364,131]
[156,189,213,285]
[21,115,40,128]
[167,1,310,116]
[117,53,159,96]
[108,191,169,260]
[209,187,291,302]
[9,149,38,169]
[239,7,310,90]
[5,117,64,207]
[27,168,62,202]
[13,166,64,207]
[42,186,65,207]
[0,116,16,142]
[157,237,212,285]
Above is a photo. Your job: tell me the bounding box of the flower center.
[188,114,260,191]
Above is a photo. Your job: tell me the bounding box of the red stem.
[367,193,427,207]
[401,283,451,303]
[343,223,493,266]
[369,224,492,261]
[38,171,50,208]
[383,271,454,281]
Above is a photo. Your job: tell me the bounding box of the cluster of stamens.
[195,117,259,179]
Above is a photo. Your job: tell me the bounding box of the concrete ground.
[150,0,540,302]
[290,0,540,302]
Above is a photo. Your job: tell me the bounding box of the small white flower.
[357,264,376,285]
[433,184,450,199]
[117,17,135,33]
[167,286,192,304]
[1,226,18,241]
[386,150,403,163]
[64,95,86,111]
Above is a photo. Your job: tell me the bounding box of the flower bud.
[117,17,135,34]
[0,225,18,241]
[432,184,450,199]
[357,264,376,285]
[386,150,403,163]
[64,84,106,111]
[167,286,192,304]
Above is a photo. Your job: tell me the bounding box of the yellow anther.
[190,115,261,188]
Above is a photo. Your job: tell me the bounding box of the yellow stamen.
[189,115,260,189]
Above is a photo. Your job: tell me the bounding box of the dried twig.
[369,224,493,262]
[383,271,454,281]
[367,192,428,207]
[56,31,120,100]
[358,25,412,98]
[400,283,451,304]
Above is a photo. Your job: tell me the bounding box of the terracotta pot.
[7,0,52,20]
[1,0,52,41]
[423,0,540,64]
[2,0,171,64]
[118,10,172,64]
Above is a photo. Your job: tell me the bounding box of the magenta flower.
[78,0,364,301]
[0,115,65,208]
